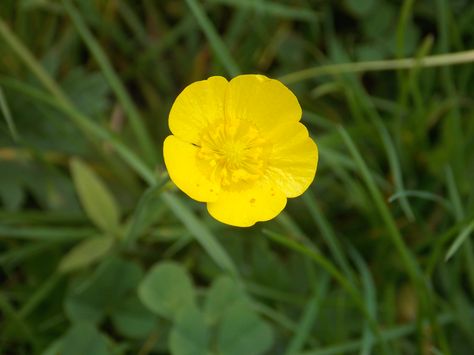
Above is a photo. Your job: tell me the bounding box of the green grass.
[1,0,474,354]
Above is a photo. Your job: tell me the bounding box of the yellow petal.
[207,182,286,227]
[169,76,228,144]
[225,75,301,131]
[163,135,220,202]
[265,122,318,198]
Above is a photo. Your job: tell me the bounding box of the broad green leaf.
[61,322,108,355]
[110,296,156,339]
[59,237,114,273]
[204,276,248,325]
[65,257,142,323]
[70,158,120,234]
[169,304,210,355]
[217,303,274,355]
[138,262,195,319]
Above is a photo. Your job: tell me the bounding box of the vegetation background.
[1,0,474,354]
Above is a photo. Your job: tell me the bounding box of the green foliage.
[60,323,109,355]
[70,158,121,235]
[58,237,115,273]
[138,262,196,319]
[217,302,274,355]
[1,0,474,354]
[169,305,210,355]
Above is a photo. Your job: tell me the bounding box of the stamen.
[197,118,269,187]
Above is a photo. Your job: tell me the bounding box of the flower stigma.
[197,117,270,187]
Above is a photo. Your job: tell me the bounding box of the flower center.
[197,118,269,187]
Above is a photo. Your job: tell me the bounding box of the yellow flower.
[163,74,318,227]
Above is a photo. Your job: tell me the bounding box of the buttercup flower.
[163,75,318,227]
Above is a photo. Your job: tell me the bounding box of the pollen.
[197,118,270,187]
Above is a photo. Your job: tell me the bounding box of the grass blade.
[123,175,169,248]
[284,273,329,355]
[302,192,354,282]
[338,125,423,286]
[185,0,240,76]
[445,221,474,262]
[0,77,156,184]
[0,86,19,141]
[161,191,237,276]
[264,229,388,354]
[62,0,157,165]
[0,18,68,102]
[279,50,474,84]
[208,0,317,22]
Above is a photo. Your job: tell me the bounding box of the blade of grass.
[338,125,423,286]
[0,18,156,184]
[0,86,19,141]
[264,229,389,354]
[117,0,149,46]
[388,190,453,214]
[300,311,461,355]
[185,0,240,76]
[375,121,415,221]
[0,243,52,268]
[0,18,68,102]
[19,273,62,319]
[122,175,169,248]
[338,126,451,354]
[62,0,157,165]
[279,49,474,84]
[208,0,317,22]
[284,273,330,355]
[445,166,474,295]
[302,192,355,282]
[445,221,474,262]
[0,292,38,350]
[0,76,156,184]
[349,247,377,355]
[161,191,237,276]
[0,225,95,241]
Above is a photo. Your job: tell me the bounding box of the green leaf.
[217,303,274,355]
[110,296,156,340]
[65,257,142,323]
[61,322,109,355]
[204,276,248,325]
[70,158,120,234]
[58,237,114,273]
[138,262,195,319]
[169,304,210,355]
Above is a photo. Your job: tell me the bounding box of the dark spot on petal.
[250,198,256,203]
